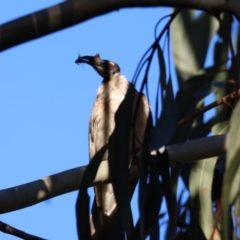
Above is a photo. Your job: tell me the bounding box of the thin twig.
[132,8,180,85]
[209,199,222,240]
[177,88,240,128]
[0,221,46,240]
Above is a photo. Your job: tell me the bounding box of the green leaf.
[155,43,167,124]
[212,13,234,134]
[233,195,240,240]
[135,155,162,239]
[158,151,176,239]
[171,10,219,83]
[76,189,91,240]
[151,79,177,149]
[80,144,108,189]
[156,43,167,91]
[177,66,223,120]
[188,157,219,239]
[222,100,240,239]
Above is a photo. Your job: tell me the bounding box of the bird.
[75,54,152,239]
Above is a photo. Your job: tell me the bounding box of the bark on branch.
[0,221,46,240]
[0,0,239,52]
[0,134,226,214]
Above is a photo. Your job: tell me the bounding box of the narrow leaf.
[188,157,219,239]
[222,100,240,239]
[151,78,177,149]
[171,10,218,83]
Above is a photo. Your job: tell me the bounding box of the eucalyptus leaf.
[171,10,218,84]
[156,43,167,91]
[76,189,91,240]
[135,155,162,239]
[212,14,234,134]
[222,100,240,240]
[188,157,219,239]
[151,79,177,149]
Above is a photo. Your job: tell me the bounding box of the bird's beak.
[75,54,110,78]
[75,56,95,66]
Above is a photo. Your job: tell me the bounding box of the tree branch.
[0,0,239,52]
[0,220,46,240]
[177,88,240,128]
[0,134,226,214]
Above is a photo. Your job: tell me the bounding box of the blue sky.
[0,1,172,239]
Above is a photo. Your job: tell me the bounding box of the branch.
[0,0,239,52]
[0,221,46,240]
[177,88,240,128]
[0,134,226,214]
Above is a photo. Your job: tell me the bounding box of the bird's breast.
[89,81,129,159]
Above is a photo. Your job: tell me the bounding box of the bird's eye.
[108,63,113,69]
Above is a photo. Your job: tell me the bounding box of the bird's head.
[75,54,120,80]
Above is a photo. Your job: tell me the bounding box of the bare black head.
[75,54,120,80]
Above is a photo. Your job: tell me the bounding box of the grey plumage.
[76,54,151,239]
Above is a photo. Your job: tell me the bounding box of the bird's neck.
[102,72,120,82]
[97,73,131,98]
